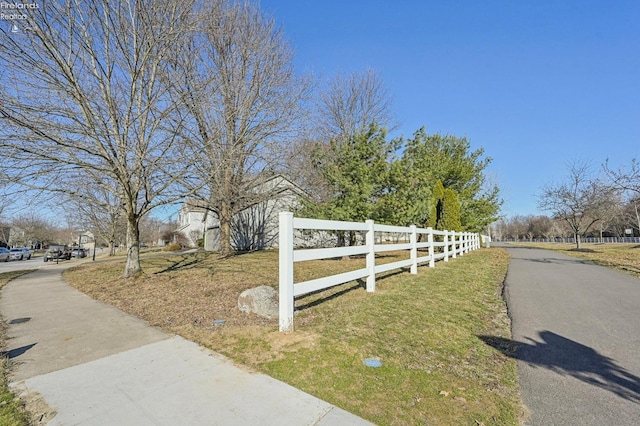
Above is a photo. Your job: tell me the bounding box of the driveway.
[493,244,640,425]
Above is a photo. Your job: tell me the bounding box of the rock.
[238,285,278,319]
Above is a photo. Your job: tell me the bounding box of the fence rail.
[501,237,640,244]
[278,212,481,332]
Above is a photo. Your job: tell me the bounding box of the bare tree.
[0,171,25,221]
[291,69,396,207]
[317,68,396,143]
[538,162,612,249]
[629,198,640,235]
[0,1,196,276]
[11,215,60,248]
[508,215,528,241]
[66,183,126,256]
[605,158,640,237]
[171,1,309,256]
[605,158,640,196]
[0,190,15,223]
[139,215,166,246]
[615,196,640,236]
[595,190,625,241]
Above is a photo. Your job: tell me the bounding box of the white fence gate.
[278,212,481,332]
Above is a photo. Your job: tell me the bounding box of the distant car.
[0,247,9,262]
[70,248,87,258]
[44,245,71,262]
[9,247,31,260]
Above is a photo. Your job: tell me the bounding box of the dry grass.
[507,242,640,278]
[64,248,523,425]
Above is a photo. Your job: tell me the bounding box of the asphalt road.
[0,257,44,273]
[0,249,110,273]
[496,244,640,425]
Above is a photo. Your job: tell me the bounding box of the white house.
[176,175,305,251]
[175,200,220,248]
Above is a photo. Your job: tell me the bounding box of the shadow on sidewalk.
[1,342,37,359]
[479,331,640,402]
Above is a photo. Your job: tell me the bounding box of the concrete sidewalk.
[0,263,374,425]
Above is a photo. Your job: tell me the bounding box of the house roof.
[181,174,307,214]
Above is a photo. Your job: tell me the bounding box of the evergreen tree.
[306,124,394,223]
[427,180,445,229]
[442,188,462,231]
[305,126,501,234]
[376,154,432,226]
[401,128,501,232]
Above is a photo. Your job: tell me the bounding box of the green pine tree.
[442,188,462,231]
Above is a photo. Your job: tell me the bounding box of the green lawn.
[65,248,523,425]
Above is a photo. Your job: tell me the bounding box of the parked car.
[9,247,31,260]
[0,247,9,262]
[70,248,87,258]
[44,245,71,262]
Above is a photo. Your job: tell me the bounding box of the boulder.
[238,285,278,319]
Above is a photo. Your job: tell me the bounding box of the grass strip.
[65,248,522,425]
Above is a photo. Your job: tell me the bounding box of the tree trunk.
[123,216,141,278]
[599,225,604,244]
[341,230,357,260]
[219,199,233,256]
[574,232,581,250]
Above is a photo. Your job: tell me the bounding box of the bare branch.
[538,161,615,248]
[317,68,396,143]
[0,0,197,276]
[170,0,309,255]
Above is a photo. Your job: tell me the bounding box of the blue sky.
[260,0,640,217]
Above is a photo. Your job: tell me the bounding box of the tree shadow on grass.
[153,252,211,274]
[479,331,640,402]
[294,268,410,312]
[519,257,591,266]
[295,281,364,311]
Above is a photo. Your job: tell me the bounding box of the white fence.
[278,212,481,332]
[502,237,640,244]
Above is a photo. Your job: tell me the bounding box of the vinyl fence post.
[427,227,435,268]
[366,220,376,292]
[279,212,294,332]
[444,231,449,262]
[410,225,417,274]
[452,232,457,259]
